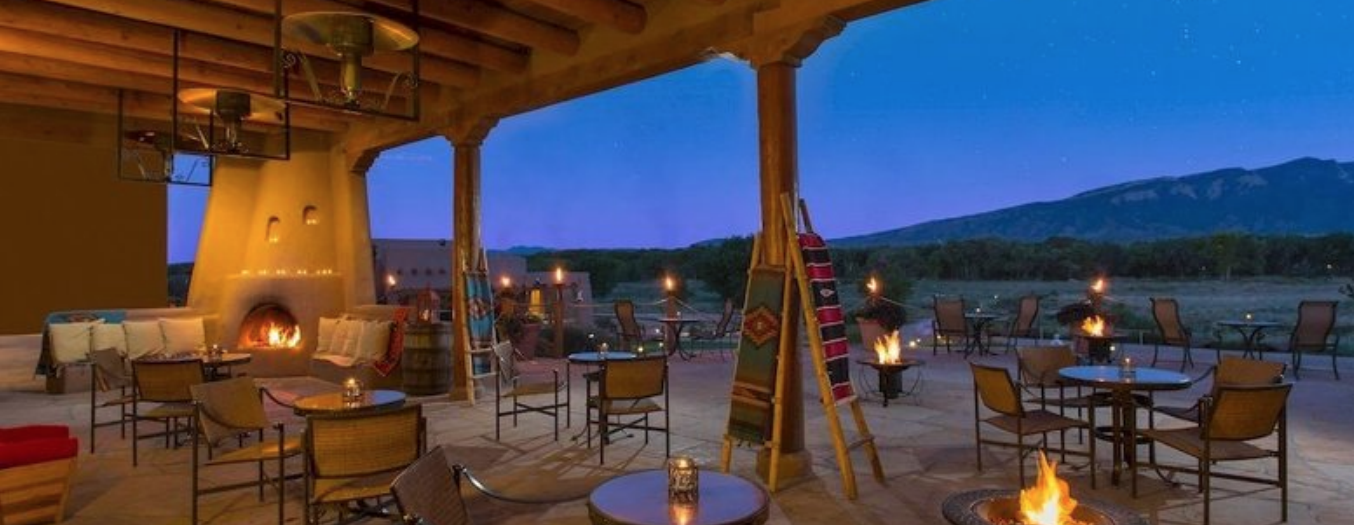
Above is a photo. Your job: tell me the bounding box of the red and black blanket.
[798,233,855,404]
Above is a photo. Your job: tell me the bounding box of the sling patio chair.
[1285,300,1340,380]
[613,300,654,352]
[1137,383,1292,525]
[1016,346,1097,425]
[1151,356,1286,425]
[130,358,205,467]
[89,348,135,453]
[493,341,567,441]
[589,355,670,465]
[304,404,424,525]
[1151,297,1197,371]
[391,445,570,525]
[189,377,304,525]
[689,299,738,360]
[971,362,1096,489]
[993,294,1041,354]
[932,295,969,356]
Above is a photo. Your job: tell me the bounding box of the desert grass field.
[598,277,1353,354]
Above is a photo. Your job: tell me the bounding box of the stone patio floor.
[2,334,1351,525]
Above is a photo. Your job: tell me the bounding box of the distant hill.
[834,157,1354,247]
[502,246,552,255]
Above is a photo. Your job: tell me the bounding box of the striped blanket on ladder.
[797,233,855,403]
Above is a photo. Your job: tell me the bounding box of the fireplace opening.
[237,303,302,349]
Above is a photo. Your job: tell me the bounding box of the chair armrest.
[259,387,298,411]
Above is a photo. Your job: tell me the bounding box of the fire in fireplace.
[237,303,302,349]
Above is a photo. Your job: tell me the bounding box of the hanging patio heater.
[275,0,421,120]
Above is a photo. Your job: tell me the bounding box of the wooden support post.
[445,116,498,402]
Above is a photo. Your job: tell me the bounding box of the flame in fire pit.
[1080,315,1105,337]
[1020,451,1079,525]
[265,322,301,348]
[873,330,902,364]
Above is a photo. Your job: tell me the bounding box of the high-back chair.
[189,378,303,525]
[692,299,738,360]
[1151,297,1196,370]
[999,295,1041,353]
[1288,300,1339,380]
[493,341,566,441]
[1016,346,1093,420]
[613,300,647,351]
[590,356,669,465]
[1153,356,1286,424]
[391,447,471,525]
[131,358,205,466]
[305,404,424,524]
[1139,384,1292,525]
[932,296,968,355]
[89,348,134,453]
[971,362,1095,488]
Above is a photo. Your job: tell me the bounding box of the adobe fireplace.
[237,303,302,349]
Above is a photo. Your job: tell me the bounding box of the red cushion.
[0,425,70,443]
[0,437,78,469]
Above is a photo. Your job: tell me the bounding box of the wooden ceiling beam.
[206,0,530,73]
[370,0,581,56]
[39,0,478,88]
[517,0,647,34]
[0,70,349,132]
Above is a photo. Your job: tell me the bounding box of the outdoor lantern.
[667,456,699,504]
[342,377,364,402]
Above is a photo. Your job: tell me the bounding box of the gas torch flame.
[266,323,301,348]
[1080,315,1106,337]
[554,267,564,284]
[873,330,902,365]
[664,275,675,292]
[1090,278,1106,294]
[866,277,879,295]
[1019,451,1080,525]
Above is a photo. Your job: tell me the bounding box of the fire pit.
[943,452,1145,525]
[859,331,922,406]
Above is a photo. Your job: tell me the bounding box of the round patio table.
[658,317,703,360]
[962,312,1000,358]
[588,470,769,525]
[292,389,406,415]
[1215,319,1282,360]
[1058,365,1192,487]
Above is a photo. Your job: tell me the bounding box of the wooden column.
[736,17,844,486]
[445,116,498,402]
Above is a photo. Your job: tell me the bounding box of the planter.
[856,317,888,350]
[512,322,542,359]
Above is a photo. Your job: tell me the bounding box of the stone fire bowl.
[941,489,1147,525]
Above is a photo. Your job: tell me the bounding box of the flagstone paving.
[2,334,1351,525]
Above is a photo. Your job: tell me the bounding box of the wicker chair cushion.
[502,380,558,398]
[1140,428,1272,461]
[602,357,665,399]
[206,435,304,466]
[589,398,662,416]
[143,403,195,420]
[312,470,404,504]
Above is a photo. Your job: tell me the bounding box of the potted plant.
[853,298,906,350]
[497,312,543,359]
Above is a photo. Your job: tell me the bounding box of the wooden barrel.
[402,323,451,395]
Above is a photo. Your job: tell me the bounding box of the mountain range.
[833,157,1354,247]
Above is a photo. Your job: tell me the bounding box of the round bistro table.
[1058,365,1192,487]
[588,470,769,525]
[291,389,406,415]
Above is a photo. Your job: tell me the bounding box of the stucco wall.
[0,103,167,334]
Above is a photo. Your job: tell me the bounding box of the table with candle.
[291,381,406,415]
[962,309,1000,358]
[1058,364,1192,487]
[567,348,636,440]
[587,467,769,525]
[1215,315,1283,360]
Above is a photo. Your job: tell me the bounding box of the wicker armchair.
[932,296,968,356]
[304,404,424,525]
[1152,357,1286,424]
[1151,297,1196,371]
[1287,300,1339,380]
[131,358,205,467]
[493,341,566,441]
[589,356,669,465]
[189,378,304,525]
[89,348,134,454]
[971,362,1095,488]
[1137,383,1292,525]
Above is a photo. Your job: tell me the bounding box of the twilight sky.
[170,0,1354,261]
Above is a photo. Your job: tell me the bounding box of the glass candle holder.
[342,377,364,402]
[1119,356,1136,378]
[667,456,699,504]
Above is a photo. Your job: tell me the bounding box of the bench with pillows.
[307,305,409,390]
[38,308,218,394]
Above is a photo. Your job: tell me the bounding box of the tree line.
[528,233,1354,302]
